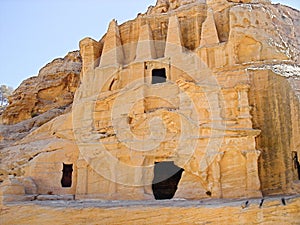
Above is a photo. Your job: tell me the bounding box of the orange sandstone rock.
[0,0,299,214]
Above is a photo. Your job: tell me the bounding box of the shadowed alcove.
[61,163,73,188]
[152,161,184,200]
[152,68,167,84]
[293,152,300,180]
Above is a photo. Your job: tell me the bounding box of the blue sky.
[0,0,299,88]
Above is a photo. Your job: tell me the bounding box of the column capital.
[77,158,88,168]
[242,150,261,158]
[235,84,250,91]
[207,152,224,163]
[214,152,225,162]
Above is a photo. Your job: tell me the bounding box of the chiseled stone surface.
[0,2,299,224]
[73,0,300,200]
[249,70,300,195]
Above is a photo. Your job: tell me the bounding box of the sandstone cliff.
[0,0,300,213]
[2,51,81,125]
[0,51,81,182]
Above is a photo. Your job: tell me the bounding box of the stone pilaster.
[209,152,224,198]
[235,84,252,128]
[243,150,262,197]
[75,158,88,199]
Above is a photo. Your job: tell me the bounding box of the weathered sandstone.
[1,196,300,225]
[0,0,300,223]
[2,51,81,125]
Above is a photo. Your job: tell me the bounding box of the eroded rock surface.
[0,0,299,214]
[2,51,81,125]
[1,196,300,225]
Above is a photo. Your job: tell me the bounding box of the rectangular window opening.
[152,68,166,84]
[61,163,73,188]
[152,161,184,200]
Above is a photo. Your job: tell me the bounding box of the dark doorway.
[152,68,166,84]
[152,161,184,200]
[61,163,73,188]
[292,152,300,180]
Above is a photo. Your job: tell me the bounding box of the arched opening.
[108,78,117,91]
[152,161,184,200]
[61,163,73,188]
[152,68,166,84]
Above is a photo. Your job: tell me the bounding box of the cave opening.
[61,163,73,188]
[292,151,300,180]
[152,161,184,200]
[152,68,166,84]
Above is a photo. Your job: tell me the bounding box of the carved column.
[143,157,154,197]
[235,84,252,128]
[244,150,262,197]
[75,158,88,199]
[108,161,117,196]
[209,152,224,198]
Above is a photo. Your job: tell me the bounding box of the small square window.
[152,68,166,84]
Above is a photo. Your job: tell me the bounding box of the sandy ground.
[1,195,300,225]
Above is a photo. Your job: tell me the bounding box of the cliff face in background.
[1,51,81,125]
[249,70,300,195]
[0,51,81,182]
